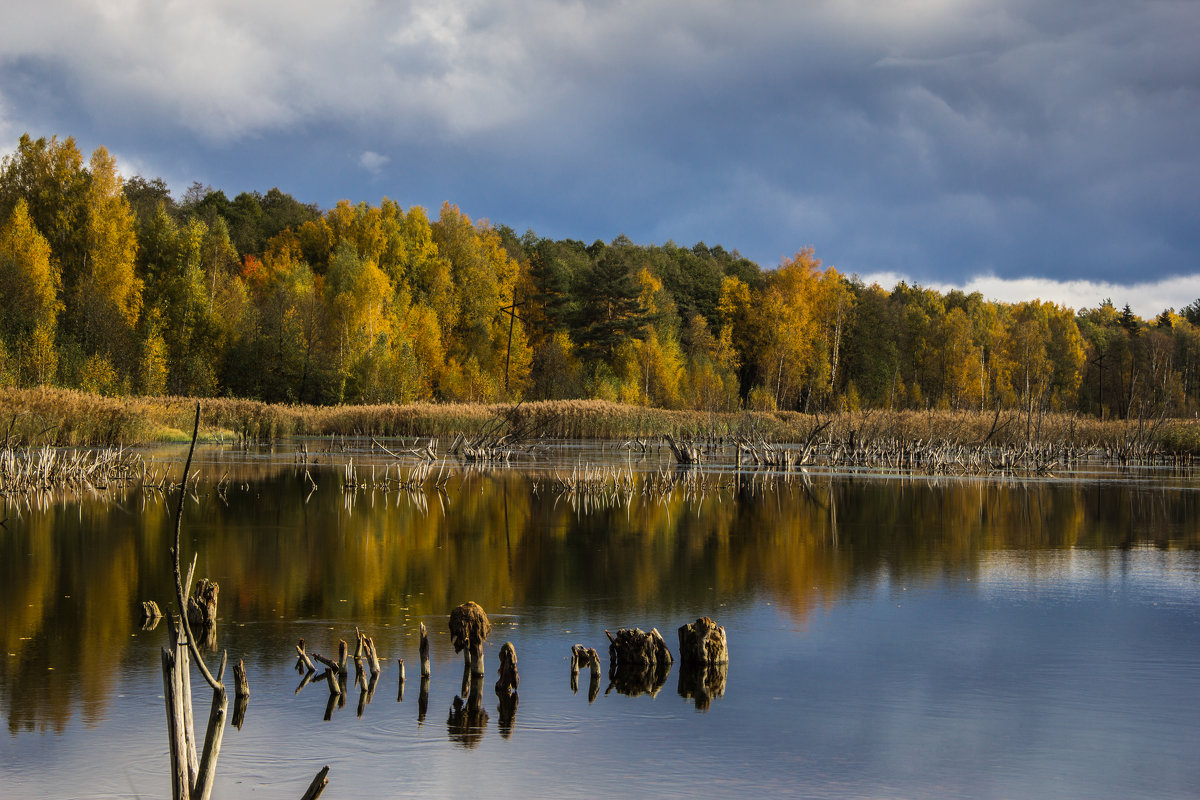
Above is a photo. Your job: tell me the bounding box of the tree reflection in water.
[4,453,1200,735]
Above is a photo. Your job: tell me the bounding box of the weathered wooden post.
[419,623,431,678]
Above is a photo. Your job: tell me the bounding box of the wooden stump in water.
[233,658,249,700]
[295,639,317,674]
[606,628,672,697]
[186,579,218,628]
[300,766,330,800]
[677,617,728,665]
[419,622,431,678]
[449,601,492,676]
[606,627,673,670]
[141,600,163,628]
[495,642,519,694]
[569,644,602,698]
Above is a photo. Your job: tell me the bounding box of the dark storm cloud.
[1,0,1197,308]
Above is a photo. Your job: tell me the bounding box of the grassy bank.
[2,386,1199,455]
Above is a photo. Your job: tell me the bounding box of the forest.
[2,133,1199,420]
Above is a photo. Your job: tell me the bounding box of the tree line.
[2,133,1198,419]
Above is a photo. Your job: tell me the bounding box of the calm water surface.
[2,442,1199,798]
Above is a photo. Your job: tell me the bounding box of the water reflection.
[677,662,727,711]
[607,661,672,698]
[447,669,488,748]
[3,450,1200,735]
[495,687,518,739]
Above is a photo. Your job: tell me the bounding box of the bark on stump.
[449,601,492,676]
[186,579,219,629]
[606,627,673,669]
[677,617,729,665]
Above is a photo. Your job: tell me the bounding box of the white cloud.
[359,150,389,175]
[856,271,1200,319]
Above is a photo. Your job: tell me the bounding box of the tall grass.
[2,387,1199,455]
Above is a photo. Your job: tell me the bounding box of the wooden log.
[676,617,729,665]
[192,684,228,800]
[166,616,198,787]
[324,667,342,696]
[232,694,248,730]
[295,640,317,674]
[161,647,189,800]
[300,766,330,800]
[495,642,519,694]
[397,658,405,702]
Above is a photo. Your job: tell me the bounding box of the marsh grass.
[2,387,1199,456]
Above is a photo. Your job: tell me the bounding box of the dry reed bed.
[0,443,153,495]
[2,387,1199,457]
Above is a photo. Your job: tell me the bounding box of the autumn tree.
[0,200,60,385]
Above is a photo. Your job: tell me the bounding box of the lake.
[2,441,1199,798]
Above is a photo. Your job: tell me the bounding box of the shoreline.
[2,386,1199,455]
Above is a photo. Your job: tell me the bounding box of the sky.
[0,0,1197,317]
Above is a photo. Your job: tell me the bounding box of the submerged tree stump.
[606,627,673,669]
[141,600,162,621]
[677,617,729,665]
[186,579,219,628]
[495,642,519,694]
[449,601,492,676]
[569,645,601,697]
[606,628,673,697]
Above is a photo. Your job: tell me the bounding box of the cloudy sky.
[1,0,1197,315]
